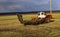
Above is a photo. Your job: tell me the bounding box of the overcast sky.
[0,0,60,12]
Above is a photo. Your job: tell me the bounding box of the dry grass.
[0,13,60,37]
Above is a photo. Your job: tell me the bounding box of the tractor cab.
[38,12,46,19]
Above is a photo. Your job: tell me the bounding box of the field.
[0,13,60,37]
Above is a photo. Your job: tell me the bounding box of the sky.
[0,0,60,12]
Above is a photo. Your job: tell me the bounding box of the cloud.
[34,2,48,5]
[13,0,28,1]
[0,0,50,12]
[0,6,5,12]
[0,0,60,12]
[0,0,7,2]
[8,5,22,10]
[34,0,50,5]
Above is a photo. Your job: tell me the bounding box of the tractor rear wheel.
[38,18,45,24]
[23,20,32,25]
[45,18,50,23]
[32,21,39,25]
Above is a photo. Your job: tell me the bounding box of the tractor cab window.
[38,12,46,18]
[40,12,45,15]
[38,12,45,15]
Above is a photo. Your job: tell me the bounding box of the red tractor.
[17,12,53,25]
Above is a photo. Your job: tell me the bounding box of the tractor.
[17,12,53,25]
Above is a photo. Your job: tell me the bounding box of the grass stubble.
[0,13,60,37]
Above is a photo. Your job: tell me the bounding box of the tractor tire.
[45,18,50,23]
[32,21,39,25]
[23,20,32,25]
[38,18,45,24]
